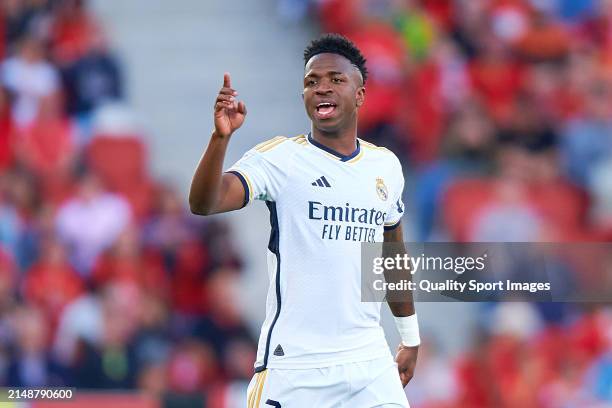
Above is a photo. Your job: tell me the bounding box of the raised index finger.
[223,72,231,88]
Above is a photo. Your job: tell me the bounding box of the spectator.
[489,0,530,45]
[137,361,168,397]
[589,158,612,234]
[170,240,210,317]
[414,100,495,239]
[203,220,242,271]
[392,0,438,61]
[55,172,131,275]
[194,269,256,379]
[91,225,168,298]
[2,0,51,49]
[144,184,200,258]
[451,0,489,59]
[0,184,25,257]
[60,31,122,118]
[133,294,172,370]
[346,20,406,140]
[167,339,218,393]
[467,140,546,242]
[561,80,612,187]
[71,282,141,389]
[468,33,526,124]
[399,37,471,162]
[14,203,57,271]
[0,0,610,405]
[0,249,16,314]
[1,35,60,128]
[13,94,77,178]
[52,292,103,368]
[22,236,83,325]
[6,305,65,386]
[50,0,105,66]
[0,87,14,171]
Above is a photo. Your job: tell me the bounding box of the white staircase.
[90,0,316,330]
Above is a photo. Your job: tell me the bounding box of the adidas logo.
[311,176,331,187]
[273,344,285,356]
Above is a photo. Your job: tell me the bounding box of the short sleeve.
[226,137,291,207]
[384,163,405,231]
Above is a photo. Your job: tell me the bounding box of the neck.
[310,123,358,156]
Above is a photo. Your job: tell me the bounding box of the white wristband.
[394,314,420,347]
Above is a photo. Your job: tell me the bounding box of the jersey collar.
[307,133,361,162]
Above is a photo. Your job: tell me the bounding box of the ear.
[356,86,366,107]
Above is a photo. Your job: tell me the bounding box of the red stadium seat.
[86,134,147,190]
[86,134,154,220]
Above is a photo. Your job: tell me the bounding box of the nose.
[315,79,333,95]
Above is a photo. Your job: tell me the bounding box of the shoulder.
[359,138,396,157]
[359,138,402,170]
[248,134,307,159]
[253,134,307,150]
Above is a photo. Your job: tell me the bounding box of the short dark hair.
[303,33,368,84]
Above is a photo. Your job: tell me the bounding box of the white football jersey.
[227,133,405,371]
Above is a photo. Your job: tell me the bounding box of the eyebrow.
[304,71,346,78]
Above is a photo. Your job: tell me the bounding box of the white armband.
[394,314,420,347]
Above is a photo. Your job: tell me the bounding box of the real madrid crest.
[376,177,388,201]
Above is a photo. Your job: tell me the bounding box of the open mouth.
[315,102,337,119]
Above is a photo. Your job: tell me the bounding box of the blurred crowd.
[1,0,612,407]
[302,0,612,406]
[306,0,612,243]
[0,0,256,405]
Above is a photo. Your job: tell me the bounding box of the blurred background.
[0,0,611,407]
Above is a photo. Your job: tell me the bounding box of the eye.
[332,77,344,83]
[306,79,317,86]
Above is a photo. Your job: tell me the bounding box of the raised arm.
[189,73,248,215]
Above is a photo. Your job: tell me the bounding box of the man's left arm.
[383,223,419,387]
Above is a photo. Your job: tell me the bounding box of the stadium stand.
[0,0,611,407]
